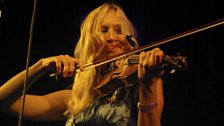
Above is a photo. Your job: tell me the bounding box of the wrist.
[137,102,158,112]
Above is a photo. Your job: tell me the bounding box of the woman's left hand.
[138,48,164,85]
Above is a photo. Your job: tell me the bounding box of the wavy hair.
[67,2,137,115]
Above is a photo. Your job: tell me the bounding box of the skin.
[0,9,164,126]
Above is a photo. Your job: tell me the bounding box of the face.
[100,9,126,57]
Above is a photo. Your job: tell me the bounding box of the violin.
[94,51,188,101]
[87,18,224,101]
[49,18,224,101]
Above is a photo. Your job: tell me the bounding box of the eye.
[115,27,122,34]
[114,25,122,34]
[101,26,108,33]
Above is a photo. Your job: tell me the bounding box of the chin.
[110,50,124,56]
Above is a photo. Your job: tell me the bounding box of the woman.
[0,3,164,126]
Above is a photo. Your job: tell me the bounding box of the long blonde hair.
[67,2,137,115]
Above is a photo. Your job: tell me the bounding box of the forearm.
[137,78,161,126]
[0,59,50,104]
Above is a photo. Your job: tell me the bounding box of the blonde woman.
[0,3,164,126]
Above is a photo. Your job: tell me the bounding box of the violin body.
[94,53,188,102]
[94,62,138,102]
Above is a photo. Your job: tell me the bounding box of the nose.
[106,30,117,42]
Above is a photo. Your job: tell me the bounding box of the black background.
[0,0,223,126]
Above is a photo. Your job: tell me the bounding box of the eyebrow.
[114,24,121,28]
[101,24,121,28]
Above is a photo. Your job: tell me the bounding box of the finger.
[151,48,163,65]
[138,52,146,79]
[139,51,146,68]
[156,50,164,65]
[145,51,152,66]
[78,60,84,72]
[151,48,164,65]
[73,58,84,72]
[153,47,161,52]
[62,57,69,77]
[66,56,75,77]
[55,56,63,74]
[151,49,157,66]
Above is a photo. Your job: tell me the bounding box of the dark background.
[0,0,223,126]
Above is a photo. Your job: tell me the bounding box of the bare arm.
[137,78,163,126]
[137,48,164,126]
[0,59,50,104]
[0,55,82,121]
[1,89,71,121]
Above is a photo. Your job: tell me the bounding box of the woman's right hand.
[41,55,83,77]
